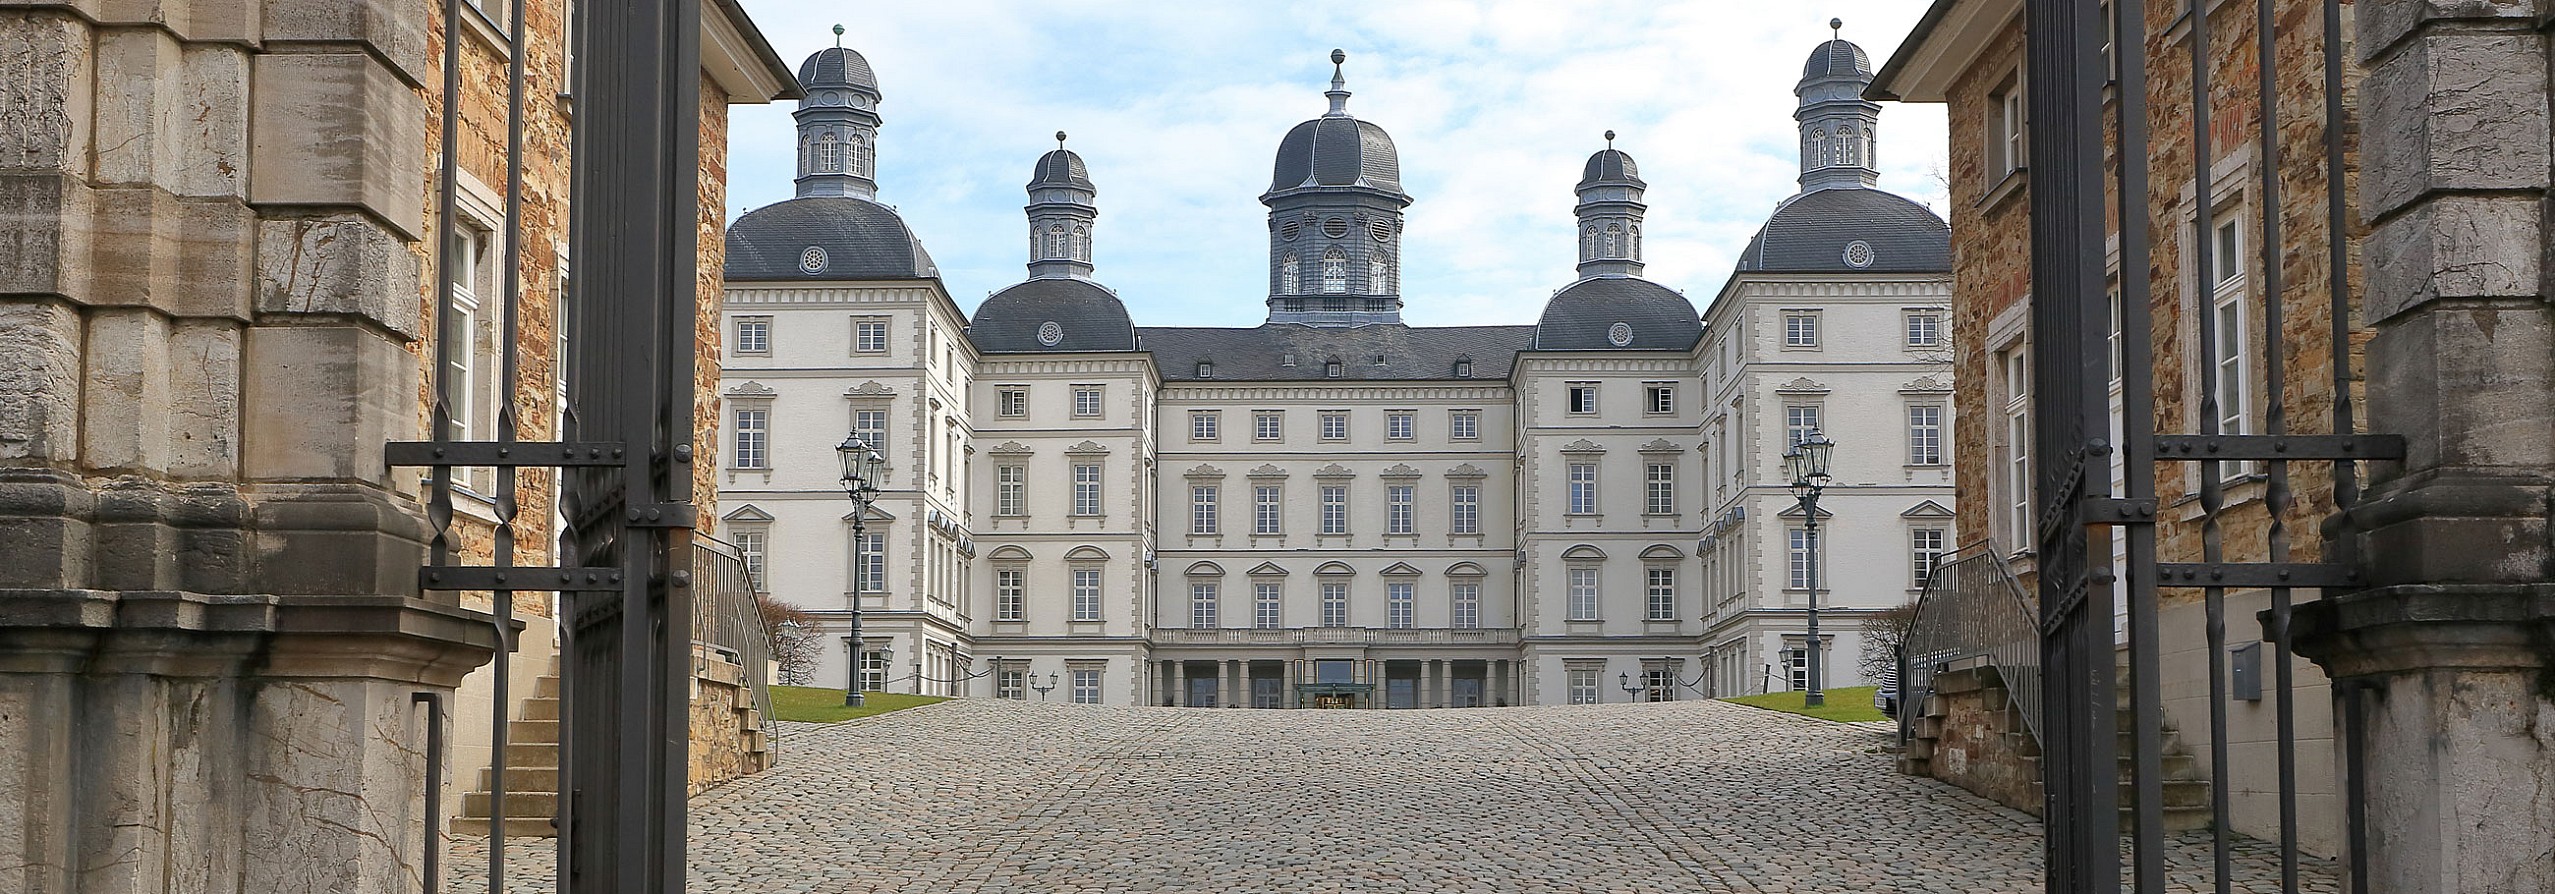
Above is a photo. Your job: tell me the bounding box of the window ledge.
[1981,168,2030,214]
[458,3,513,59]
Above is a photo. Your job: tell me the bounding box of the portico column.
[1172,661,1187,707]
[1223,660,1239,707]
[1282,660,1297,708]
[1428,660,1445,708]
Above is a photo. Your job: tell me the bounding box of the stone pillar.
[1221,659,1238,707]
[2292,4,2555,892]
[1428,659,1444,708]
[1171,662,1187,707]
[1493,660,1508,706]
[1282,659,1298,708]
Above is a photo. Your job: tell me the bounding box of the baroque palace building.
[719,37,1952,708]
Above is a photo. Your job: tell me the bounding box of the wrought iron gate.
[386,0,704,892]
[2027,0,2397,891]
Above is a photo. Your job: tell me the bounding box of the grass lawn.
[1723,686,1887,723]
[768,686,949,723]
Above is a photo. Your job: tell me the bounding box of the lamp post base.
[844,691,864,707]
[1804,693,1824,707]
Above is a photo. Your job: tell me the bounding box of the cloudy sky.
[724,1,1948,329]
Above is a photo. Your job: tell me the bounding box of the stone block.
[80,307,173,474]
[92,0,258,43]
[2365,303,2555,471]
[2357,0,2541,64]
[167,320,242,479]
[248,53,426,239]
[2361,194,2540,324]
[255,213,423,339]
[67,187,255,319]
[0,298,82,462]
[260,0,429,87]
[242,323,414,483]
[0,469,94,589]
[87,30,250,197]
[0,173,94,300]
[2358,32,2549,219]
[0,11,94,176]
[246,483,431,597]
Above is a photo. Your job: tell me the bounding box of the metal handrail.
[1900,542,2042,747]
[693,540,780,757]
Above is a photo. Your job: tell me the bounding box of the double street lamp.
[1783,430,1836,708]
[838,432,886,707]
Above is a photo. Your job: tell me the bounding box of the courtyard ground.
[451,698,2333,893]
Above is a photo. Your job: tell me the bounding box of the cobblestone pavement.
[451,699,2336,893]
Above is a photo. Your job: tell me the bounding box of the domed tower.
[1262,50,1412,327]
[1025,132,1096,280]
[1795,19,1881,193]
[1575,132,1647,279]
[793,27,885,200]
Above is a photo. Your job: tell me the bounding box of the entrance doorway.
[1311,694,1357,709]
[1188,676,1218,708]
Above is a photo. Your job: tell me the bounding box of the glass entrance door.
[1188,675,1218,707]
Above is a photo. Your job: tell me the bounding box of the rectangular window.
[1070,668,1102,704]
[1785,405,1822,449]
[1254,582,1282,629]
[1190,411,1219,441]
[1644,383,1674,415]
[1190,583,1218,628]
[1254,485,1282,535]
[1789,528,1815,590]
[1072,386,1102,418]
[996,465,1025,516]
[1072,464,1102,517]
[1320,486,1348,534]
[996,669,1026,701]
[1905,310,1943,348]
[1253,410,1282,441]
[1567,463,1599,515]
[1644,462,1674,515]
[1387,485,1414,534]
[1451,582,1480,629]
[2001,345,2032,548]
[735,529,766,589]
[2210,215,2255,477]
[1385,411,1415,440]
[1320,582,1349,627]
[1566,383,1598,414]
[1450,485,1480,535]
[1567,667,1600,705]
[1190,485,1219,535]
[1788,647,1811,692]
[854,318,888,353]
[1387,582,1414,629]
[859,650,890,691]
[1071,568,1102,621]
[1912,528,1948,588]
[1783,311,1820,348]
[859,532,887,593]
[998,389,1027,417]
[1567,568,1599,621]
[1644,666,1678,703]
[996,569,1025,621]
[734,316,771,354]
[1646,567,1677,621]
[1908,404,1945,466]
[733,407,768,469]
[1319,411,1348,440]
[1449,409,1479,441]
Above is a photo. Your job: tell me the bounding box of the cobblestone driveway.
[453,699,2332,893]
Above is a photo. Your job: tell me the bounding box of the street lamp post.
[1618,671,1647,703]
[1029,673,1059,702]
[1784,430,1836,708]
[839,432,886,707]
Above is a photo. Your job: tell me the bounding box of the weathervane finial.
[1830,17,1843,39]
[1605,130,1616,148]
[832,23,844,47]
[1056,130,1068,149]
[1325,49,1352,116]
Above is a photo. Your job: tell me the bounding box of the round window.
[1036,321,1064,347]
[1843,240,1877,269]
[799,246,829,275]
[1607,322,1635,347]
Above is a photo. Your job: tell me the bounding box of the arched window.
[847,135,867,177]
[814,133,841,173]
[1604,224,1621,257]
[1583,225,1597,259]
[1863,125,1877,167]
[1836,125,1855,166]
[1806,129,1825,167]
[1321,248,1348,293]
[1073,225,1089,261]
[1280,253,1300,293]
[1629,224,1641,259]
[1368,253,1389,292]
[1049,223,1068,258]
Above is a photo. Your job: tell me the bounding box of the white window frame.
[1386,582,1414,629]
[1992,74,2027,179]
[1254,485,1282,535]
[1567,463,1599,516]
[1319,581,1349,627]
[732,406,769,470]
[1782,311,1820,349]
[996,668,1026,700]
[1904,309,1943,349]
[1070,568,1102,621]
[858,531,887,594]
[1280,253,1300,293]
[998,389,1027,418]
[1190,485,1219,535]
[1785,405,1823,450]
[1644,383,1675,415]
[734,316,771,355]
[2001,344,2032,551]
[1450,484,1480,535]
[1254,582,1282,629]
[1565,383,1598,415]
[1450,582,1481,629]
[1787,527,1817,591]
[734,527,767,590]
[1253,410,1282,441]
[1318,411,1349,441]
[1646,566,1677,621]
[1644,462,1674,516]
[1071,386,1102,418]
[1071,463,1102,517]
[997,465,1025,516]
[1449,409,1480,441]
[1190,410,1219,442]
[995,568,1025,621]
[1319,485,1348,535]
[2207,212,2256,479]
[1912,527,1948,589]
[1189,582,1218,628]
[1386,485,1414,535]
[1908,404,1946,466]
[1070,667,1102,704]
[1385,411,1415,441]
[1567,567,1600,621]
[1321,248,1347,293]
[853,318,889,354]
[1566,667,1600,705]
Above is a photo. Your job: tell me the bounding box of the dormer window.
[1196,360,1214,378]
[1454,357,1473,378]
[814,133,841,173]
[1321,248,1347,293]
[1325,360,1342,378]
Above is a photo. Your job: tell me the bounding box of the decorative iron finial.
[1056,130,1068,149]
[1830,17,1843,38]
[1605,130,1616,148]
[1326,49,1352,116]
[833,23,845,47]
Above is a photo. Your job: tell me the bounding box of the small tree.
[1860,602,1923,684]
[756,591,823,686]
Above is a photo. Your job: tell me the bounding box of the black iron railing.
[1899,544,2041,749]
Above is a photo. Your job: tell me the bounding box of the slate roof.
[798,47,878,92]
[1137,324,1533,382]
[725,197,937,281]
[1579,148,1643,189]
[1735,188,1950,274]
[968,278,1135,353]
[1801,39,1873,82]
[1532,277,1703,351]
[1267,117,1404,195]
[1029,148,1093,191]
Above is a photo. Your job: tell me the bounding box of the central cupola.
[1261,50,1411,327]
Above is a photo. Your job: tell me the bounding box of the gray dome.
[1532,277,1703,351]
[1029,148,1093,191]
[1268,117,1403,194]
[799,47,878,92]
[725,197,936,281]
[1579,148,1643,189]
[1801,39,1872,83]
[1736,188,1949,274]
[967,278,1135,353]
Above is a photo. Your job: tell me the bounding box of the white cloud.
[727,0,1948,328]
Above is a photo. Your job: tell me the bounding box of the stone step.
[450,815,558,837]
[464,790,557,819]
[506,742,558,767]
[476,764,562,793]
[533,674,560,698]
[520,695,560,721]
[509,719,559,745]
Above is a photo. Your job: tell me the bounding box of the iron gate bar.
[2320,1,2368,891]
[2110,0,2168,887]
[2154,564,2363,589]
[386,442,634,466]
[2151,434,2405,460]
[2251,0,2305,883]
[2183,0,2240,885]
[418,567,630,591]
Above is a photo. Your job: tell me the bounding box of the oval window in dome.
[1322,217,1350,239]
[1843,240,1877,269]
[1370,219,1393,242]
[1280,220,1301,242]
[799,246,829,275]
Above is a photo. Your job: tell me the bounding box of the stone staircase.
[454,672,563,837]
[1901,661,2212,832]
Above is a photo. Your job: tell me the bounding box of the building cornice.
[1157,384,1512,401]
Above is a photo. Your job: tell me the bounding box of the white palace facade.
[717,40,1953,708]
